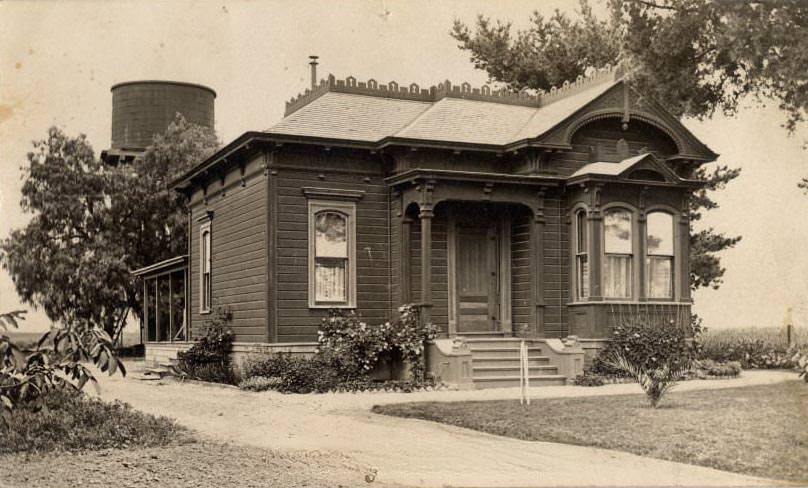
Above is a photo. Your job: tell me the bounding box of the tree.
[0,115,219,340]
[1,309,124,419]
[450,0,808,291]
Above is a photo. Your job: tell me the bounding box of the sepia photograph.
[1,1,806,486]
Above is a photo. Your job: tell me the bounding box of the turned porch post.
[638,187,649,301]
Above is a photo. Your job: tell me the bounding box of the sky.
[1,0,807,332]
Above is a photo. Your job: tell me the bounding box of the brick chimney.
[309,55,319,90]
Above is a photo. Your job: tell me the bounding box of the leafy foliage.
[240,355,343,394]
[572,371,606,386]
[1,310,125,421]
[238,305,438,394]
[0,388,188,454]
[691,359,741,378]
[0,117,218,339]
[175,308,236,385]
[607,353,689,408]
[318,304,437,382]
[452,0,808,129]
[590,309,697,377]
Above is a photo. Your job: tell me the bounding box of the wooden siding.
[510,207,532,335]
[550,118,679,177]
[409,206,449,333]
[542,194,569,337]
[188,154,268,343]
[273,151,391,343]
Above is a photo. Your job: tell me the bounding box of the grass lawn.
[373,380,808,482]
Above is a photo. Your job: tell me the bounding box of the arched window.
[574,209,589,299]
[314,211,349,303]
[308,200,357,308]
[646,211,674,299]
[603,208,633,298]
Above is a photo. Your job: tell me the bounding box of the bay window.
[308,201,356,308]
[603,208,633,299]
[575,209,589,299]
[646,211,674,299]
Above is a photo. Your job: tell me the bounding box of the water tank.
[110,81,216,150]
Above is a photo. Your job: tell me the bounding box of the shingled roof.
[268,65,621,147]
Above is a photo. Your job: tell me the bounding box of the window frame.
[573,207,590,300]
[199,220,212,314]
[308,199,357,309]
[645,210,676,300]
[602,206,635,300]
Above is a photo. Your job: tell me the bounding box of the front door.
[455,218,500,333]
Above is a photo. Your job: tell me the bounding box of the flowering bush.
[318,304,437,382]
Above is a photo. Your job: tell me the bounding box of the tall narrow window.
[575,209,589,299]
[646,212,674,299]
[604,208,633,298]
[200,222,211,312]
[309,201,356,307]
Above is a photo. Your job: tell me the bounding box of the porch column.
[419,204,433,324]
[531,189,546,335]
[400,216,413,303]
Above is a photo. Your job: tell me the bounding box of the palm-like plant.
[608,354,690,408]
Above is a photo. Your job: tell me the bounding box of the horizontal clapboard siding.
[273,157,391,343]
[511,207,533,335]
[189,154,268,343]
[542,194,568,338]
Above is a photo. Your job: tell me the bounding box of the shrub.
[0,388,188,454]
[318,304,437,382]
[176,307,236,385]
[608,354,689,408]
[241,354,343,394]
[590,319,696,377]
[792,349,808,383]
[572,372,605,387]
[691,359,742,378]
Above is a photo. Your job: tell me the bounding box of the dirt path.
[93,367,796,487]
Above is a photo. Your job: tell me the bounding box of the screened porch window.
[575,209,589,299]
[646,211,674,299]
[604,208,633,299]
[308,201,356,307]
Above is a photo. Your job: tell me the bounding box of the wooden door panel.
[456,221,498,333]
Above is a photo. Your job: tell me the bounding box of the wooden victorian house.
[135,65,715,388]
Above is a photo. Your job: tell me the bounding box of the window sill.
[308,304,356,310]
[199,309,212,315]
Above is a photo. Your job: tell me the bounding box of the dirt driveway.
[94,367,795,487]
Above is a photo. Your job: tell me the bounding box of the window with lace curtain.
[646,211,674,299]
[603,208,633,299]
[308,201,356,308]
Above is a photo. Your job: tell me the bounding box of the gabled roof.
[569,153,700,187]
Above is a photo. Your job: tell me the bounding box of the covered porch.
[132,256,189,344]
[389,169,561,339]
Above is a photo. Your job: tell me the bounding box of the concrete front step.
[472,356,550,368]
[473,375,567,388]
[468,347,544,359]
[472,365,558,378]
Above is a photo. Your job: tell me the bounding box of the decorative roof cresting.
[284,64,623,116]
